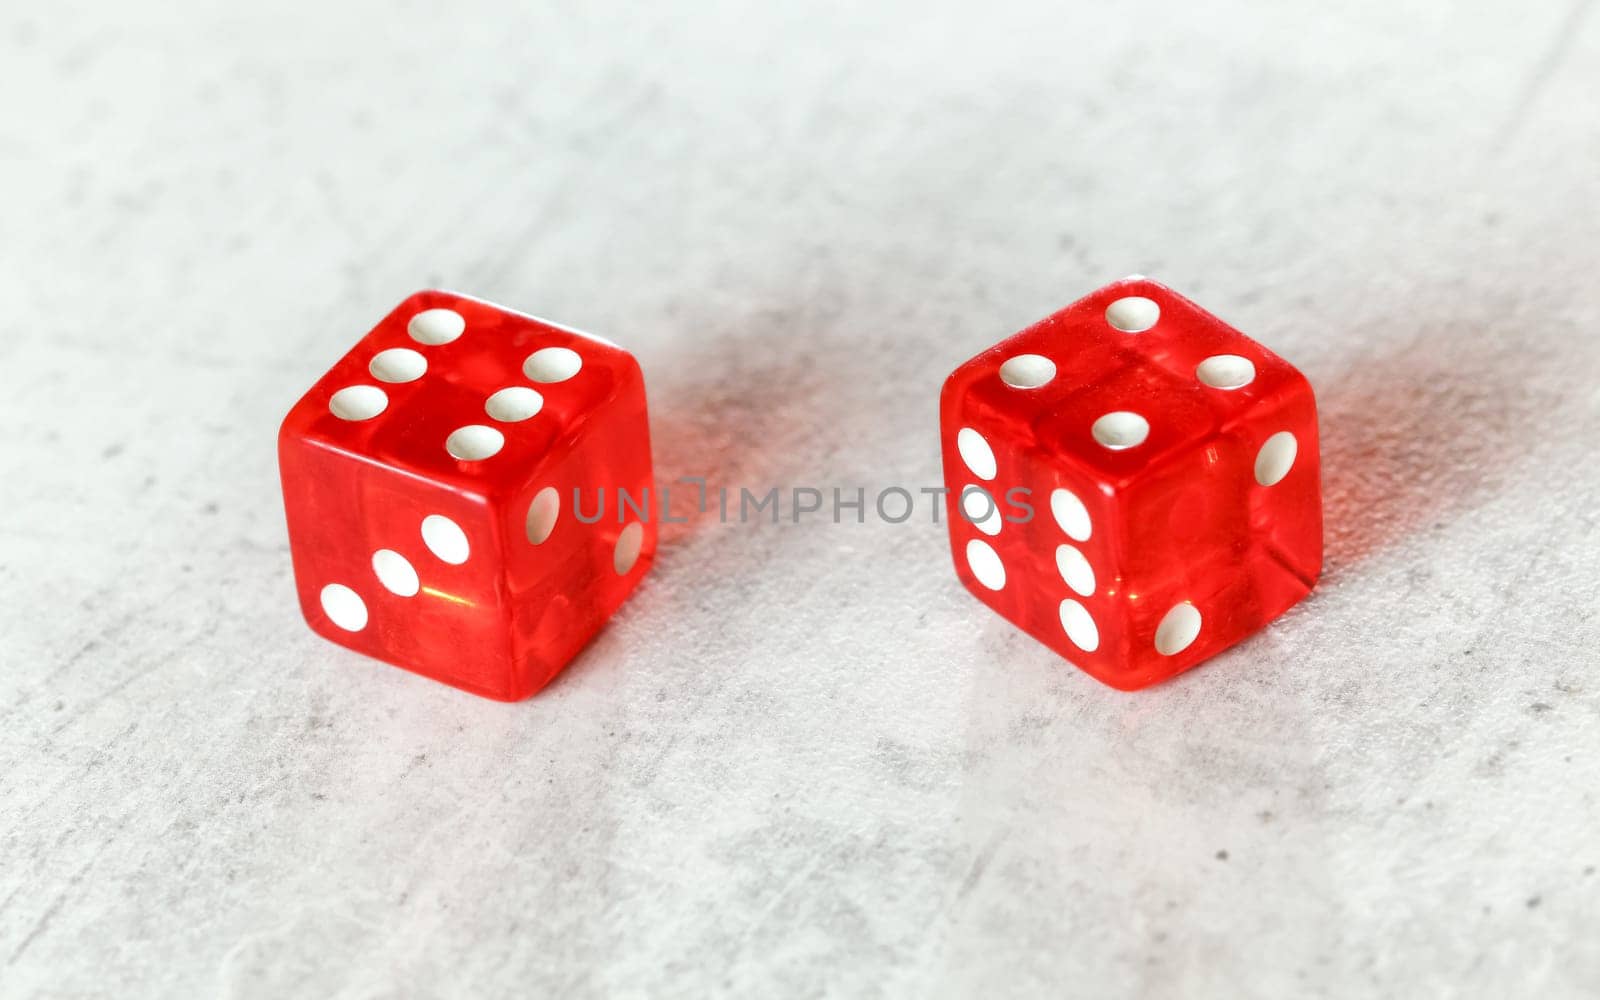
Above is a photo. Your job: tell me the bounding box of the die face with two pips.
[940,277,1322,690]
[279,291,655,701]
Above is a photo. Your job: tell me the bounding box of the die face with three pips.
[278,291,655,701]
[940,277,1322,690]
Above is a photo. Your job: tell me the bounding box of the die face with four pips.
[940,277,1322,690]
[279,291,655,701]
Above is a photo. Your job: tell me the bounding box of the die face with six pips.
[940,277,1322,690]
[278,291,655,701]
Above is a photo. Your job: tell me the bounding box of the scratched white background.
[2,1,1598,997]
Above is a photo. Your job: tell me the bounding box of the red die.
[940,277,1321,690]
[279,291,655,700]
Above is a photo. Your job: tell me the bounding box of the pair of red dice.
[279,278,1320,699]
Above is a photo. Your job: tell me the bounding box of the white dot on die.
[524,347,582,383]
[613,522,644,575]
[956,428,997,481]
[421,514,469,564]
[445,425,505,461]
[1155,602,1203,656]
[1105,296,1160,333]
[998,354,1056,389]
[371,549,420,597]
[1055,544,1096,597]
[965,539,1006,590]
[1196,354,1256,390]
[319,584,368,632]
[960,485,1003,536]
[1255,431,1298,486]
[1092,411,1150,450]
[1059,599,1099,652]
[408,308,465,345]
[328,385,387,421]
[1050,488,1092,541]
[485,386,544,422]
[368,348,427,384]
[526,487,560,545]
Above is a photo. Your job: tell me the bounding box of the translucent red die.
[279,291,655,700]
[940,277,1321,690]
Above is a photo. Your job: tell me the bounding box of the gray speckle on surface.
[2,1,1598,997]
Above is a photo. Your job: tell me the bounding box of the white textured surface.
[2,1,1599,996]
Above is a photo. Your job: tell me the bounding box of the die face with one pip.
[940,277,1321,690]
[279,291,655,701]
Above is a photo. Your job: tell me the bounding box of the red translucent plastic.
[940,277,1321,690]
[279,291,655,700]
